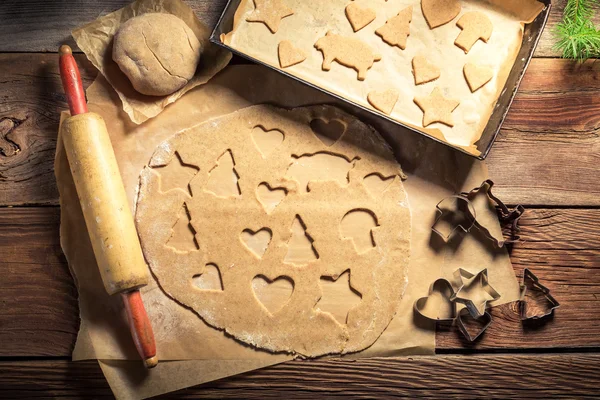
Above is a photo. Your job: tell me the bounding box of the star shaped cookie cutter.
[414,268,502,342]
[451,268,501,318]
[518,268,560,321]
[432,180,525,248]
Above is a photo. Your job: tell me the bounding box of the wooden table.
[1,0,599,397]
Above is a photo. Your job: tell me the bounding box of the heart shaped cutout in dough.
[345,2,377,32]
[278,40,306,68]
[252,275,294,315]
[241,228,272,259]
[421,0,461,29]
[252,126,284,158]
[256,183,287,214]
[309,118,346,146]
[368,89,399,115]
[363,173,395,197]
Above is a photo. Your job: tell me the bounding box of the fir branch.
[554,0,600,61]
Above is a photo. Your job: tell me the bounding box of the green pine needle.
[554,0,600,61]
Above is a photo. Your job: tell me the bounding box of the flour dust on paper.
[135,105,412,357]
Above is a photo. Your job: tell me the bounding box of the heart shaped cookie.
[421,0,461,29]
[412,55,440,85]
[367,89,399,115]
[346,3,377,32]
[464,62,494,92]
[278,40,306,68]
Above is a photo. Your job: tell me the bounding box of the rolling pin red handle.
[58,45,88,116]
[122,290,158,369]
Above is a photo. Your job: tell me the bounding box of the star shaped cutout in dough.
[246,0,294,33]
[155,152,199,196]
[451,268,500,317]
[413,87,459,128]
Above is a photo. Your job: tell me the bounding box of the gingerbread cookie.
[278,40,306,68]
[464,62,493,92]
[246,0,294,33]
[375,6,413,50]
[455,12,493,54]
[368,89,399,115]
[315,31,382,81]
[412,56,440,85]
[346,3,377,32]
[414,87,459,127]
[421,0,461,29]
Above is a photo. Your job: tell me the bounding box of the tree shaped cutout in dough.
[166,202,199,252]
[205,149,241,198]
[284,215,319,266]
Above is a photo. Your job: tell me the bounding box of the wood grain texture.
[1,355,599,398]
[1,207,599,357]
[0,0,595,56]
[0,54,599,207]
[0,54,96,206]
[0,0,228,52]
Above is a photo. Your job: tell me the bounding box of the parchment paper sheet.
[55,65,520,399]
[223,0,543,155]
[72,0,231,124]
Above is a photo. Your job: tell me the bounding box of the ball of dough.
[112,13,202,97]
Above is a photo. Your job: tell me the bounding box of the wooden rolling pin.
[58,45,157,369]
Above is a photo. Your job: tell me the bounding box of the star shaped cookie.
[414,87,459,127]
[246,0,294,33]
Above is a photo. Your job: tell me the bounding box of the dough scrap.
[464,62,494,92]
[421,0,461,29]
[412,56,440,85]
[112,13,202,97]
[315,31,382,81]
[367,89,399,115]
[414,87,459,127]
[345,3,377,32]
[278,40,306,68]
[375,6,413,50]
[246,0,294,33]
[455,12,493,54]
[135,105,411,357]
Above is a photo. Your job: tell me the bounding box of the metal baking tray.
[210,0,551,159]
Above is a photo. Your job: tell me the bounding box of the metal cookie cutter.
[519,268,560,321]
[451,268,501,318]
[432,180,525,247]
[414,268,502,342]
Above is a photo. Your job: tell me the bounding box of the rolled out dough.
[135,105,411,357]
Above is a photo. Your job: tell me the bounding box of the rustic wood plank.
[0,208,79,357]
[0,54,96,206]
[1,355,599,398]
[1,55,598,206]
[1,207,599,356]
[0,0,595,57]
[0,0,228,53]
